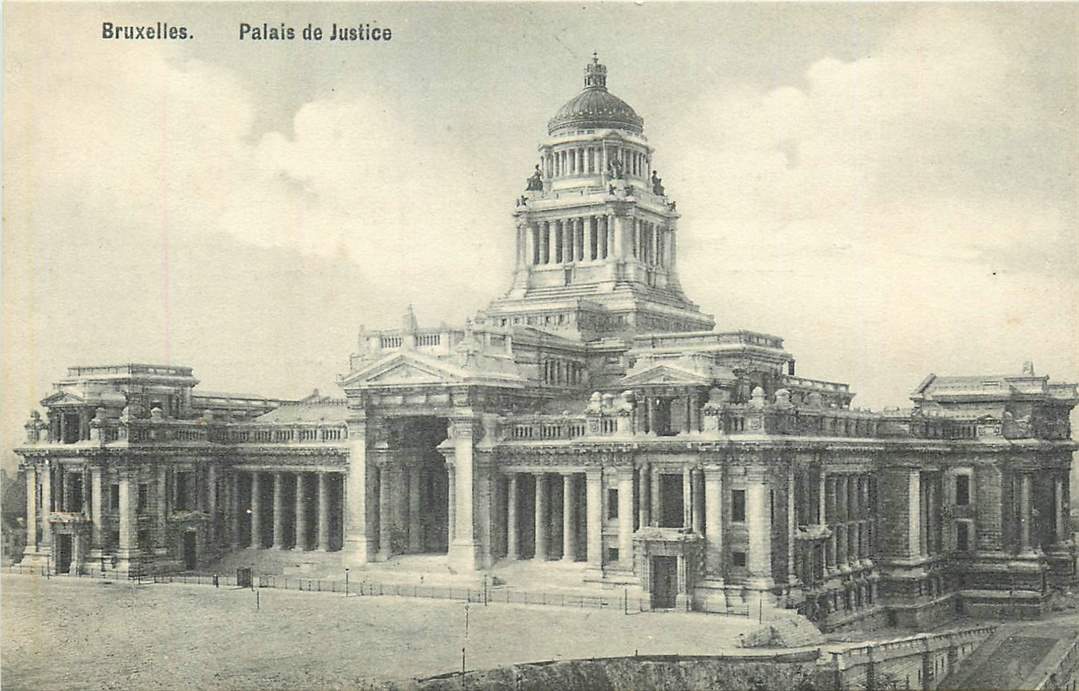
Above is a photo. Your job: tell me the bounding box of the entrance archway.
[375,416,450,557]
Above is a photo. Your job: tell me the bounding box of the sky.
[3,3,1078,472]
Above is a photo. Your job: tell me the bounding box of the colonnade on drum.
[233,470,344,552]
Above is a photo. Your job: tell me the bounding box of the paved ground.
[1,574,759,690]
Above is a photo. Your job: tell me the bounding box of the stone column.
[926,479,936,555]
[534,473,548,560]
[272,472,285,549]
[563,473,577,562]
[24,467,37,553]
[344,417,372,564]
[746,480,773,587]
[612,214,624,261]
[818,470,827,525]
[230,472,240,549]
[506,473,518,560]
[638,463,650,528]
[651,465,663,526]
[682,465,692,528]
[446,463,456,547]
[586,469,604,571]
[618,470,633,567]
[408,466,422,553]
[317,472,330,551]
[117,470,135,570]
[908,469,921,557]
[1056,476,1067,544]
[294,473,307,550]
[206,464,217,545]
[704,467,723,578]
[1020,472,1033,554]
[250,472,262,548]
[448,419,479,571]
[694,469,705,535]
[90,466,104,552]
[377,466,392,559]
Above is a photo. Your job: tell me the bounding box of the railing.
[224,424,349,444]
[3,565,670,614]
[1036,633,1079,690]
[509,417,589,441]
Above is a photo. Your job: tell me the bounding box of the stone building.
[16,58,1078,631]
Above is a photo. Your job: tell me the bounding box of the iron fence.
[2,565,750,616]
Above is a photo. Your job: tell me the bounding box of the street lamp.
[345,567,350,597]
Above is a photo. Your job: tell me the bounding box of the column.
[618,471,633,566]
[612,214,624,261]
[206,464,217,545]
[543,222,552,264]
[682,465,692,528]
[534,473,548,560]
[908,469,921,557]
[1020,472,1032,553]
[588,217,597,260]
[506,473,518,560]
[230,472,240,549]
[25,467,37,552]
[693,469,705,535]
[377,467,391,558]
[446,463,456,547]
[250,472,262,548]
[638,463,650,529]
[272,472,285,549]
[294,473,307,550]
[117,471,134,567]
[562,473,577,562]
[345,417,372,563]
[586,469,603,570]
[528,224,538,265]
[449,419,478,570]
[818,470,826,525]
[704,468,723,577]
[746,480,773,586]
[91,466,104,551]
[408,466,422,553]
[651,465,663,526]
[577,217,585,260]
[600,216,609,258]
[1056,476,1066,544]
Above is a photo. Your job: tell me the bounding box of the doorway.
[56,534,72,574]
[182,531,197,570]
[651,555,678,609]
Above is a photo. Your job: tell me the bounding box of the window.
[607,489,619,519]
[607,547,619,562]
[955,475,970,506]
[731,490,746,522]
[110,484,120,510]
[956,522,970,552]
[137,484,149,512]
[732,550,747,567]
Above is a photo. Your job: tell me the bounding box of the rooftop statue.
[651,170,665,196]
[607,156,624,180]
[525,164,543,191]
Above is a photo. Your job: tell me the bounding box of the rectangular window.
[956,522,970,552]
[607,547,619,563]
[137,484,148,512]
[110,484,120,510]
[732,489,746,523]
[732,550,747,567]
[607,489,619,519]
[955,475,970,506]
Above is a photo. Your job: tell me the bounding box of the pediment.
[41,391,85,406]
[341,352,466,389]
[617,364,710,387]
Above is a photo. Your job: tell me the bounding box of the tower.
[485,56,714,340]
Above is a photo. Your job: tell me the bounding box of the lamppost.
[345,567,350,597]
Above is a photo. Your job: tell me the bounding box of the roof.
[548,58,643,136]
[254,400,348,424]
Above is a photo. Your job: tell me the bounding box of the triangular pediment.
[616,364,711,387]
[340,351,468,389]
[41,391,85,406]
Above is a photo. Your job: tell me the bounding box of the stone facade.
[16,58,1078,630]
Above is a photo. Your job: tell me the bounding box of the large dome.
[547,57,644,136]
